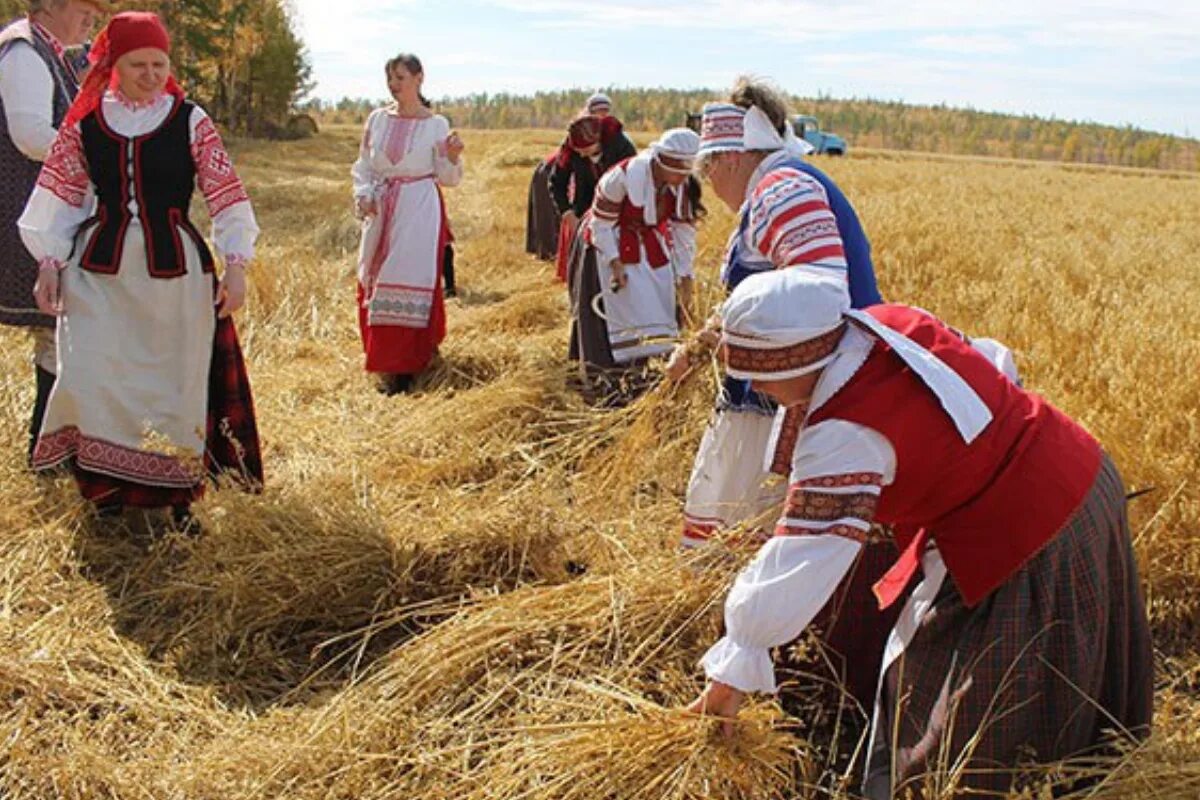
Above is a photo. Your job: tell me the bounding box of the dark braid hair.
[386,53,432,109]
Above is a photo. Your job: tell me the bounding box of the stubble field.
[1,125,1198,798]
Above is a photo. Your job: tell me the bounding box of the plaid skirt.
[863,452,1153,798]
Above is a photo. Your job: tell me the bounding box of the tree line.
[2,0,312,136]
[312,88,1200,173]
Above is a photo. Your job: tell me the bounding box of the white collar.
[805,324,874,419]
[625,152,672,225]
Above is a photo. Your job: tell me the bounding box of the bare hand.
[356,195,377,218]
[697,314,722,348]
[665,344,691,382]
[685,681,744,738]
[34,268,62,315]
[216,263,246,319]
[608,259,628,292]
[445,131,465,163]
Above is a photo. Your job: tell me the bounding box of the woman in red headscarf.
[18,11,263,529]
[549,114,634,282]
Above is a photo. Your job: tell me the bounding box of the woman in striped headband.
[675,78,882,552]
[687,267,1153,797]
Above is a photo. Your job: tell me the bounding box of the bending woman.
[689,267,1153,797]
[352,52,463,395]
[567,127,702,402]
[21,11,262,524]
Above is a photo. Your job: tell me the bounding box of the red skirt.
[554,217,574,283]
[357,281,446,375]
[358,186,451,376]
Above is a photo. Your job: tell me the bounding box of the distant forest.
[5,0,1193,173]
[2,0,312,137]
[311,88,1200,173]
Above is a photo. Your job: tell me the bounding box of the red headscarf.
[62,12,184,129]
[555,114,601,168]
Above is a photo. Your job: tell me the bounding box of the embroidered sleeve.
[191,112,250,217]
[588,166,626,265]
[777,419,895,541]
[700,417,893,694]
[36,123,89,207]
[190,108,258,263]
[748,168,848,277]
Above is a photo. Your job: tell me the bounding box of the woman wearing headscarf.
[352,52,464,395]
[1,0,107,464]
[549,114,635,282]
[19,10,263,526]
[567,127,703,402]
[687,267,1153,797]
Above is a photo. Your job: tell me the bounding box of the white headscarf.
[650,127,700,168]
[721,269,994,442]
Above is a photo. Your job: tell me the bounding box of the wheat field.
[1,126,1198,798]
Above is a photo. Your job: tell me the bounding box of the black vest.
[0,19,80,326]
[78,98,214,278]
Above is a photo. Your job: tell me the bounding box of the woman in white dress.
[352,53,464,395]
[20,11,262,525]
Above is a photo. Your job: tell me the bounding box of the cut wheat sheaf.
[1,127,1198,798]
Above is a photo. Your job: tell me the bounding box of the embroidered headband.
[720,270,850,380]
[698,101,814,158]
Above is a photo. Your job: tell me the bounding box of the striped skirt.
[863,452,1153,797]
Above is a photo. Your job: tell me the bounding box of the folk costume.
[568,128,700,401]
[352,106,462,382]
[549,115,635,282]
[0,13,83,460]
[681,103,883,550]
[19,12,263,511]
[524,151,560,261]
[704,268,1154,797]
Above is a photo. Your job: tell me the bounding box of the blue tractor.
[793,115,847,155]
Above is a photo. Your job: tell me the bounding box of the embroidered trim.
[783,488,879,524]
[774,522,881,544]
[191,115,250,217]
[38,257,65,272]
[769,405,807,475]
[792,472,884,489]
[29,19,64,58]
[367,282,435,328]
[110,88,164,112]
[37,124,89,207]
[724,323,846,375]
[33,426,203,487]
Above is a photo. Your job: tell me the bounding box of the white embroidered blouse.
[351,108,463,199]
[588,153,697,277]
[18,91,259,270]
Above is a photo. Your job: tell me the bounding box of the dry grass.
[1,126,1198,797]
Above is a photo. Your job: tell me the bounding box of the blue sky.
[293,0,1200,137]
